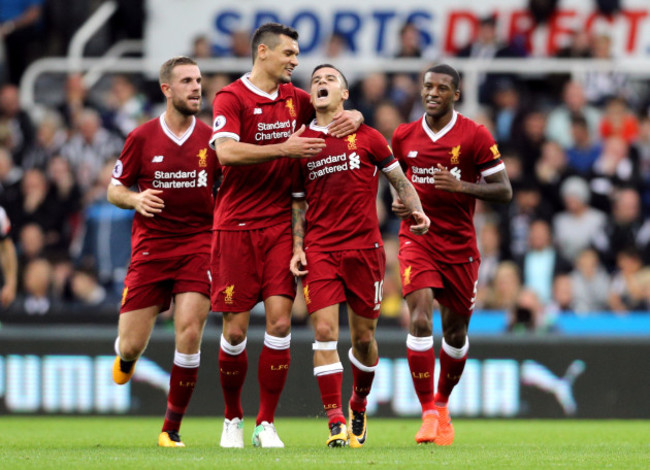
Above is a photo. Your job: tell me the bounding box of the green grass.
[0,417,648,469]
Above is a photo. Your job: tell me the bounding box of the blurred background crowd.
[1,0,649,331]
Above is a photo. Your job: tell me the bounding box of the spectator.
[69,267,109,307]
[609,248,648,313]
[476,220,503,304]
[57,73,93,129]
[545,80,601,149]
[535,140,573,213]
[547,273,575,315]
[508,288,546,333]
[71,160,132,298]
[511,108,547,179]
[104,74,150,138]
[595,187,650,269]
[482,261,522,311]
[455,14,525,103]
[632,114,650,214]
[191,34,213,59]
[589,136,640,211]
[17,223,46,266]
[349,72,388,127]
[0,84,35,166]
[373,101,404,144]
[599,96,639,144]
[0,0,44,85]
[395,22,422,58]
[501,181,553,261]
[46,156,82,252]
[553,176,607,262]
[20,257,54,315]
[565,113,602,176]
[555,29,592,59]
[570,248,610,314]
[60,108,123,191]
[582,34,631,106]
[21,110,67,171]
[0,205,17,308]
[0,146,22,209]
[490,79,521,149]
[520,219,571,305]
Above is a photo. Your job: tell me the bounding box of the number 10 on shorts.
[374,280,384,303]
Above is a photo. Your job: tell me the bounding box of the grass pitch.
[1,417,648,469]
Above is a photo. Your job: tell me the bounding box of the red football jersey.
[392,111,505,263]
[210,74,313,230]
[112,115,220,261]
[292,122,398,251]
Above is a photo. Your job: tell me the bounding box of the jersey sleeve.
[391,124,406,165]
[210,90,242,149]
[364,126,398,172]
[295,87,314,127]
[0,206,11,239]
[473,125,505,177]
[112,131,141,187]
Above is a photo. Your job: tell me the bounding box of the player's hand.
[391,198,411,220]
[409,211,430,235]
[134,189,165,217]
[329,110,362,138]
[434,164,463,192]
[283,125,326,158]
[290,249,308,277]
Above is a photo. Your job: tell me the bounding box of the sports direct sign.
[145,0,650,64]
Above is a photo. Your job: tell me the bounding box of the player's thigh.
[261,223,296,301]
[211,229,261,312]
[341,248,385,319]
[118,305,159,354]
[302,251,346,314]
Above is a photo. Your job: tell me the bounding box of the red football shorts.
[211,223,296,312]
[302,247,386,319]
[398,240,479,316]
[120,253,211,314]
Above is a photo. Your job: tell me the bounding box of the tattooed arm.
[384,166,430,235]
[290,199,309,276]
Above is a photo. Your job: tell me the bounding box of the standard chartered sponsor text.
[411,166,437,184]
[307,153,349,180]
[255,120,292,142]
[152,169,207,188]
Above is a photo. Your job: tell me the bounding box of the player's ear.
[160,82,172,98]
[454,89,460,102]
[341,88,349,101]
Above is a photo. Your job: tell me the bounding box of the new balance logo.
[349,152,360,170]
[254,108,262,115]
[152,155,164,163]
[407,151,418,158]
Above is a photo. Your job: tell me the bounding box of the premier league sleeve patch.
[112,159,124,178]
[213,115,226,132]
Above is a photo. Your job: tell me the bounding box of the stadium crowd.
[1,1,650,332]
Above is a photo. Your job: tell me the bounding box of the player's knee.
[119,339,146,360]
[313,322,337,342]
[177,326,202,350]
[352,333,375,356]
[223,327,247,345]
[410,310,433,335]
[444,329,467,348]
[267,316,291,337]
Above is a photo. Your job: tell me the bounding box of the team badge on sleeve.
[112,159,123,178]
[213,115,226,132]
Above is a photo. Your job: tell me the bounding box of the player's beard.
[173,96,200,116]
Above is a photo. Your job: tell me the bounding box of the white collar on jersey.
[159,113,196,146]
[421,110,458,142]
[241,72,279,100]
[308,119,331,134]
